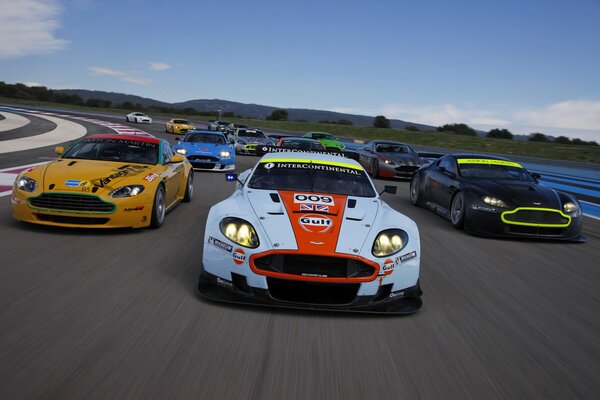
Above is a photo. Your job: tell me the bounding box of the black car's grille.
[267,277,360,304]
[29,193,115,213]
[34,213,110,225]
[502,209,569,226]
[187,155,219,162]
[253,254,376,280]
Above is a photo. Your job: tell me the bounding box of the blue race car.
[173,130,235,171]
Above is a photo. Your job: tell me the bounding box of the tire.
[372,160,380,178]
[183,172,193,202]
[450,192,466,229]
[410,174,422,206]
[150,185,166,229]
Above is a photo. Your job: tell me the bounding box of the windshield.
[62,138,159,164]
[173,119,189,124]
[248,161,376,197]
[458,160,534,181]
[241,131,265,138]
[312,133,335,140]
[282,139,324,150]
[375,144,413,154]
[184,134,226,144]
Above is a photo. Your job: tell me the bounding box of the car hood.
[239,136,272,144]
[39,159,155,194]
[245,189,379,254]
[471,179,563,208]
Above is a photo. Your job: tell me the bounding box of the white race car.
[126,112,152,123]
[199,152,422,313]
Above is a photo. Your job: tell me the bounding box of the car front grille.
[29,193,115,213]
[34,213,110,225]
[502,208,570,226]
[266,277,360,304]
[253,254,376,280]
[187,156,219,162]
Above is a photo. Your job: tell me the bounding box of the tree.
[487,128,513,140]
[437,123,477,136]
[554,136,572,144]
[338,119,353,126]
[405,125,420,132]
[373,115,391,128]
[266,109,288,121]
[528,133,550,142]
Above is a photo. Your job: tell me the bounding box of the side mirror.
[380,185,397,195]
[170,154,184,163]
[55,146,65,155]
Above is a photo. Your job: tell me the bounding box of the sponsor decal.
[294,193,334,206]
[299,214,333,233]
[216,276,233,289]
[91,164,148,188]
[456,158,523,168]
[382,259,394,275]
[301,273,328,278]
[124,206,144,212]
[208,236,233,253]
[389,290,405,299]
[315,205,329,212]
[265,163,360,175]
[65,179,81,188]
[299,203,330,212]
[256,146,349,157]
[233,248,246,265]
[395,251,417,265]
[86,138,157,148]
[143,173,159,182]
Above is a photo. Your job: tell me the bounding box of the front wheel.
[410,174,422,206]
[183,172,193,202]
[150,185,166,229]
[372,160,380,178]
[450,192,466,229]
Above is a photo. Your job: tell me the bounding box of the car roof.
[451,153,510,161]
[282,137,320,142]
[187,130,226,136]
[260,151,363,168]
[369,140,411,146]
[87,134,160,144]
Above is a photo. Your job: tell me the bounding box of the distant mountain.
[59,89,435,131]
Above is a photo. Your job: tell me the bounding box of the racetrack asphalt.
[0,110,599,399]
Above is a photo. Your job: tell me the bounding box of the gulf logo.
[382,259,394,275]
[233,248,246,265]
[298,214,333,233]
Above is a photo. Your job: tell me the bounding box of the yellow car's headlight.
[109,185,145,198]
[219,217,259,248]
[372,229,408,257]
[15,176,38,192]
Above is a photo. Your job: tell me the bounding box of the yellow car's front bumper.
[11,190,155,229]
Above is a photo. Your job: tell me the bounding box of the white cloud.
[0,0,67,58]
[89,66,153,85]
[147,62,171,71]
[515,100,600,131]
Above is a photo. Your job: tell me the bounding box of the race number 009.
[293,193,334,206]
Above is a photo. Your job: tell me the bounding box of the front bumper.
[379,163,419,178]
[464,206,585,242]
[11,191,154,229]
[197,269,422,314]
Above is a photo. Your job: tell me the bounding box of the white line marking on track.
[0,111,30,132]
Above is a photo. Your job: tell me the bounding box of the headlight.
[482,196,507,208]
[109,185,145,198]
[15,176,38,192]
[238,140,246,145]
[563,201,579,214]
[220,150,231,158]
[372,229,408,257]
[384,159,397,165]
[219,217,259,248]
[176,148,187,155]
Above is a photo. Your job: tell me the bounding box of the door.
[161,143,183,206]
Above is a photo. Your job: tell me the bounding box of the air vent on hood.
[269,193,280,203]
[506,184,533,191]
[348,199,357,208]
[68,161,77,166]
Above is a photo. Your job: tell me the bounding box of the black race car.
[410,154,585,241]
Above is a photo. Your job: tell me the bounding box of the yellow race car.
[165,118,195,134]
[11,134,194,229]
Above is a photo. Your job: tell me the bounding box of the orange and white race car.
[198,151,422,313]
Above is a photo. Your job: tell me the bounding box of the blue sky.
[1,0,599,140]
